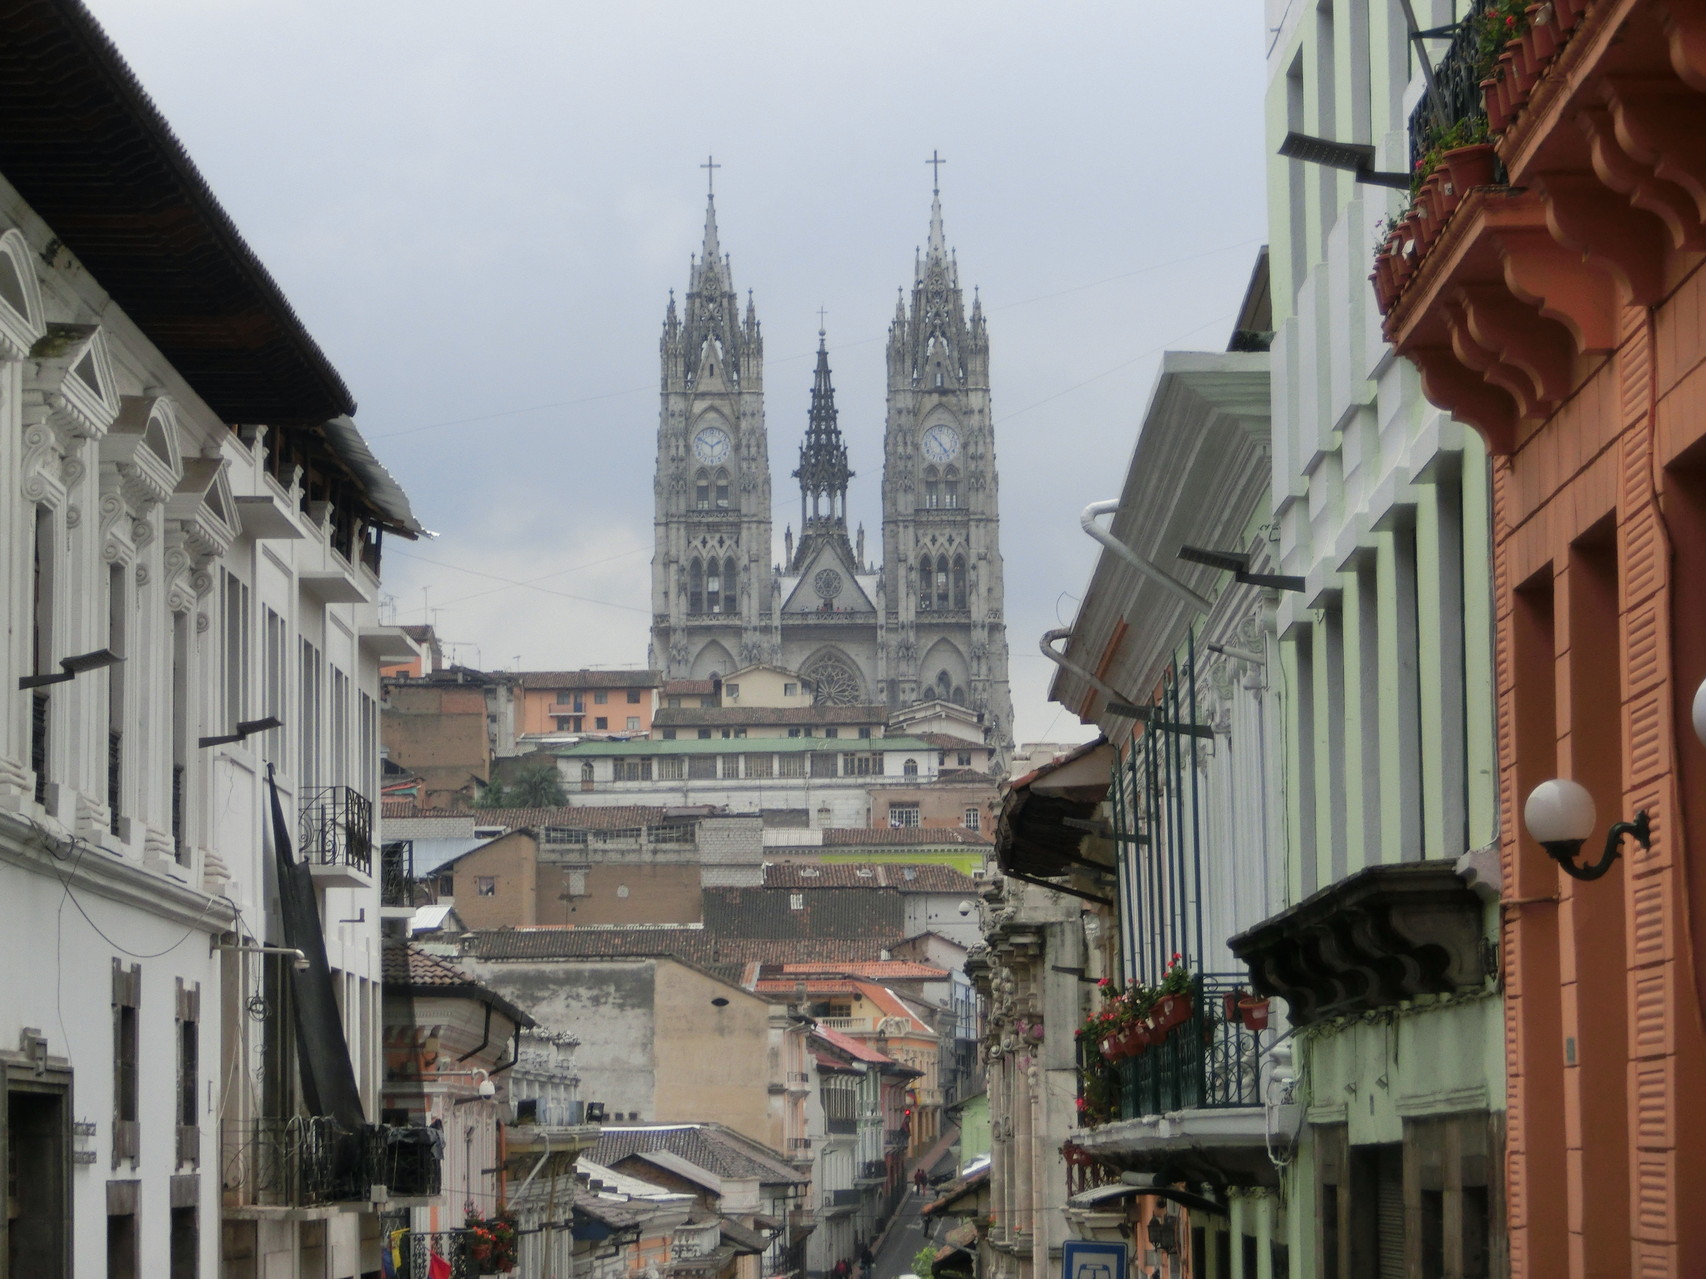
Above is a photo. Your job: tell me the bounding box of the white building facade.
[0,8,422,1277]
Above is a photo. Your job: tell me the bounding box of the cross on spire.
[701,154,721,195]
[926,149,947,194]
[817,305,828,336]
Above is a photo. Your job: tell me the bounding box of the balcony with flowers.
[1375,0,1706,451]
[1071,960,1278,1185]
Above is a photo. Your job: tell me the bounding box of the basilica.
[648,178,1014,753]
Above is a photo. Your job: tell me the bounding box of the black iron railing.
[31,691,48,805]
[229,1118,441,1208]
[1409,2,1494,168]
[1077,976,1269,1126]
[858,1159,886,1181]
[108,729,122,834]
[381,840,415,908]
[299,786,373,874]
[401,1230,475,1279]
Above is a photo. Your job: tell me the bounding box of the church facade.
[649,184,1014,752]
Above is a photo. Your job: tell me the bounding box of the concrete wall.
[653,963,789,1151]
[464,957,659,1123]
[443,829,540,929]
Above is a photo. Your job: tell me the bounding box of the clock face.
[692,425,732,465]
[921,423,960,463]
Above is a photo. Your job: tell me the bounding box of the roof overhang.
[1048,352,1272,726]
[994,738,1115,882]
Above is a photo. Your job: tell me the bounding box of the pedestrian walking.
[913,1167,928,1195]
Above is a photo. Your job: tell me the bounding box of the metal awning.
[1067,1178,1227,1217]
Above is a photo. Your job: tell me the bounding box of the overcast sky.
[86,0,1270,747]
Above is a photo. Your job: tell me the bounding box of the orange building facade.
[1383,2,1706,1273]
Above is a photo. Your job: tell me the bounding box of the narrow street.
[870,1180,925,1279]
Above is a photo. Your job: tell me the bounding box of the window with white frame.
[889,804,921,828]
[963,808,981,832]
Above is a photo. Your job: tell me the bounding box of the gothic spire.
[791,329,854,571]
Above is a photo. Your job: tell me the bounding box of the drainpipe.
[1039,629,1130,710]
[1079,500,1213,615]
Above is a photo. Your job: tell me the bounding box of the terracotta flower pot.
[1553,0,1582,33]
[1238,997,1271,1031]
[1482,79,1510,135]
[1221,989,1246,1022]
[1443,143,1499,196]
[1526,4,1559,64]
[1153,992,1194,1033]
[1370,267,1393,315]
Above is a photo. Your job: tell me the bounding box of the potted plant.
[1238,997,1272,1031]
[465,1207,519,1274]
[1151,955,1194,1032]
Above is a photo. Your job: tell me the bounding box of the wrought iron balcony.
[1076,975,1268,1128]
[380,840,415,913]
[1406,2,1494,170]
[396,1230,475,1279]
[857,1159,887,1183]
[224,1117,441,1209]
[299,786,373,883]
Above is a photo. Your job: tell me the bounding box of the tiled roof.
[592,1124,807,1186]
[662,679,716,696]
[762,863,979,891]
[381,941,537,1028]
[780,961,950,980]
[811,1024,894,1065]
[913,734,992,751]
[463,928,890,967]
[518,670,660,690]
[652,705,886,727]
[819,828,993,848]
[702,887,905,941]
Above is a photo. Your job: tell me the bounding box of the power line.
[363,238,1262,442]
[387,547,654,615]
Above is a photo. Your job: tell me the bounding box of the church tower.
[880,177,1014,752]
[775,332,883,704]
[650,187,774,680]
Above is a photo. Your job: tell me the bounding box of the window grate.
[32,690,49,805]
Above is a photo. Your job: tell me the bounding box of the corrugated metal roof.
[519,670,661,690]
[702,886,905,941]
[592,1124,807,1185]
[819,829,993,849]
[762,863,979,890]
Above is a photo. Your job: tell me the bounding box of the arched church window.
[952,555,967,610]
[935,368,944,388]
[724,557,738,613]
[918,554,934,611]
[694,470,711,511]
[936,670,952,701]
[936,555,950,610]
[715,469,731,510]
[903,758,919,779]
[943,466,960,509]
[689,558,704,614]
[706,559,722,614]
[952,685,967,706]
[923,466,939,510]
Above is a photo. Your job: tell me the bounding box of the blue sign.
[1062,1238,1127,1279]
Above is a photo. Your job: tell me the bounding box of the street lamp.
[1523,778,1649,881]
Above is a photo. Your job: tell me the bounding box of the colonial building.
[0,4,424,1277]
[648,178,1014,755]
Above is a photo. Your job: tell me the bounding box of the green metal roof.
[550,735,939,757]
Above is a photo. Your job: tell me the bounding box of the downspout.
[1039,629,1130,710]
[1079,500,1214,615]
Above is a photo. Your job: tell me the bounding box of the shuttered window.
[112,960,141,1164]
[176,980,200,1167]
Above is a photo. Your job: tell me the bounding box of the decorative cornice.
[1229,859,1488,1027]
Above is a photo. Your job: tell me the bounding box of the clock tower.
[879,183,1014,751]
[650,187,774,679]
